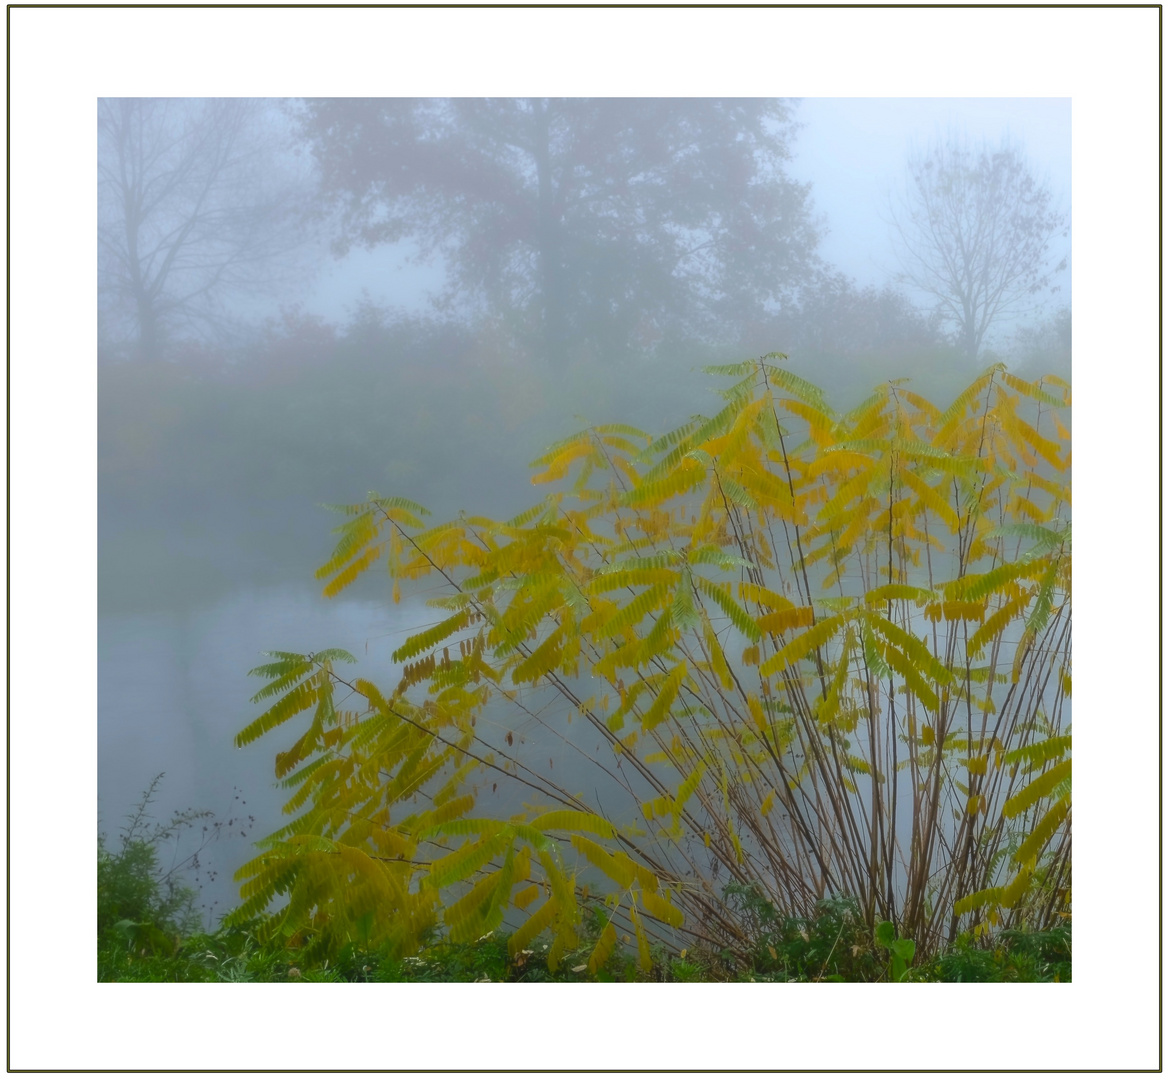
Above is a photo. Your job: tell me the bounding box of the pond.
[98,577,430,925]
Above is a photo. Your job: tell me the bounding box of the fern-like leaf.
[236,679,320,748]
[1012,795,1071,869]
[1003,760,1072,819]
[529,810,617,839]
[640,662,687,732]
[587,920,619,974]
[694,577,760,642]
[392,611,471,663]
[508,895,560,956]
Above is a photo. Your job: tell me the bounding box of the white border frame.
[8,6,1160,1071]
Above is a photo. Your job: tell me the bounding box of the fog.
[97,97,1072,922]
[300,99,1072,330]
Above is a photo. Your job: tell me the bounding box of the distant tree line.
[98,98,1068,375]
[98,99,318,362]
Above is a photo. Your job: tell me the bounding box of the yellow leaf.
[529,810,616,839]
[639,889,684,928]
[513,884,539,910]
[738,580,794,611]
[1003,759,1071,818]
[631,906,653,972]
[759,614,844,676]
[508,896,560,956]
[758,607,815,635]
[641,662,687,731]
[587,922,618,974]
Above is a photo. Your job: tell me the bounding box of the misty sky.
[302,97,1072,331]
[789,98,1071,289]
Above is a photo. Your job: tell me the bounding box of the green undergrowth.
[101,905,1070,984]
[99,781,1069,983]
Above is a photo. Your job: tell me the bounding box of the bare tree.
[889,134,1068,364]
[98,99,316,361]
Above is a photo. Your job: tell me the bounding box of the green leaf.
[892,938,915,962]
[694,577,760,642]
[529,810,616,839]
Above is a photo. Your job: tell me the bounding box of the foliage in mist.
[296,98,824,363]
[230,357,1071,968]
[98,98,318,360]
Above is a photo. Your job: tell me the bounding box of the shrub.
[98,775,253,980]
[230,356,1071,970]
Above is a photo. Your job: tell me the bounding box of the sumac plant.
[232,355,1070,970]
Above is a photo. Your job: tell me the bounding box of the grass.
[101,897,1070,984]
[101,918,1071,984]
[99,779,1070,984]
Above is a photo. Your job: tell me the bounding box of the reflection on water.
[98,583,427,925]
[98,564,1071,934]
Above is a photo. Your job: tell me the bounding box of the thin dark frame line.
[2,3,1164,7]
[9,6,1136,1070]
